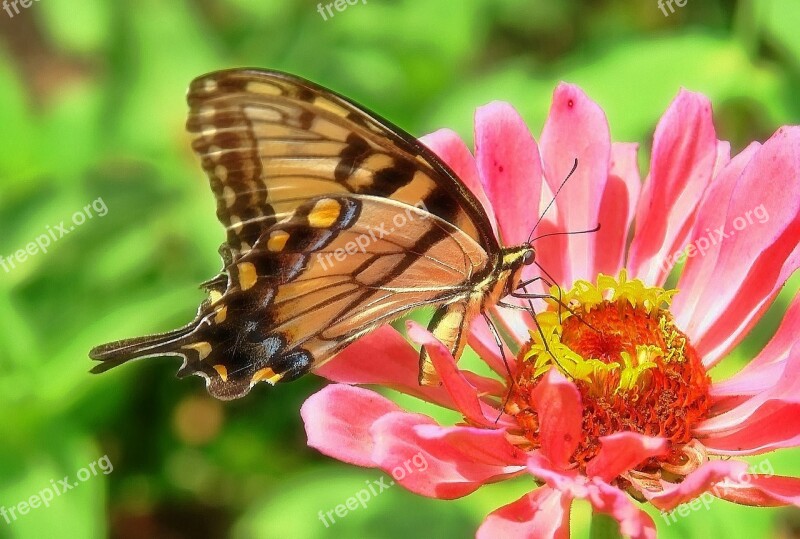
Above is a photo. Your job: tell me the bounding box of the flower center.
[506,270,711,477]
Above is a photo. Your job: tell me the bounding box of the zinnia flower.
[300,84,800,538]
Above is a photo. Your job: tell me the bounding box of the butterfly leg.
[497,301,529,311]
[533,261,566,320]
[514,276,548,289]
[511,291,601,333]
[506,295,574,377]
[479,312,521,424]
[481,312,515,383]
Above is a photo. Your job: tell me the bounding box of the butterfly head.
[522,246,536,265]
[498,244,536,299]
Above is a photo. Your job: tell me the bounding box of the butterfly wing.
[92,195,490,399]
[186,68,498,258]
[91,69,506,398]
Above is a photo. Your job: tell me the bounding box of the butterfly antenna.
[526,158,579,244]
[529,223,601,244]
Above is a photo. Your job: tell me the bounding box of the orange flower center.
[506,271,711,479]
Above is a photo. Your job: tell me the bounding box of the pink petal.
[531,369,583,468]
[369,411,525,499]
[586,432,668,482]
[474,101,543,247]
[525,457,657,539]
[414,423,528,467]
[473,102,549,329]
[462,371,509,401]
[317,325,460,411]
[714,475,800,507]
[645,460,750,510]
[588,481,658,539]
[526,453,581,491]
[301,384,401,467]
[407,321,506,427]
[672,143,761,338]
[528,216,570,292]
[678,127,800,366]
[696,342,800,454]
[713,140,733,176]
[477,487,571,539]
[698,400,800,455]
[420,128,498,236]
[539,83,611,285]
[627,90,720,285]
[711,293,800,398]
[595,143,641,275]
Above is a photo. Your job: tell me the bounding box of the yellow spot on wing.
[212,364,228,381]
[308,198,341,228]
[268,230,290,252]
[313,97,349,117]
[221,185,236,207]
[215,305,228,324]
[183,342,212,361]
[246,81,282,96]
[252,367,283,385]
[215,164,228,182]
[229,215,244,232]
[237,262,258,291]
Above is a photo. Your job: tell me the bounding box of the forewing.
[186,69,498,258]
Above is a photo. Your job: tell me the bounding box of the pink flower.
[300,85,800,538]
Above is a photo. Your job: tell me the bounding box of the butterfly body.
[90,69,536,399]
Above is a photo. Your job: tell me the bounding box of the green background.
[1,0,799,537]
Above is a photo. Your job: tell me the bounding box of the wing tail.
[89,322,199,374]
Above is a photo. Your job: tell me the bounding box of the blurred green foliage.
[1,0,799,537]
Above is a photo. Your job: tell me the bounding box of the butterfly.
[89,68,550,400]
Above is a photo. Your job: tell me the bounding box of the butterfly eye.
[522,249,535,265]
